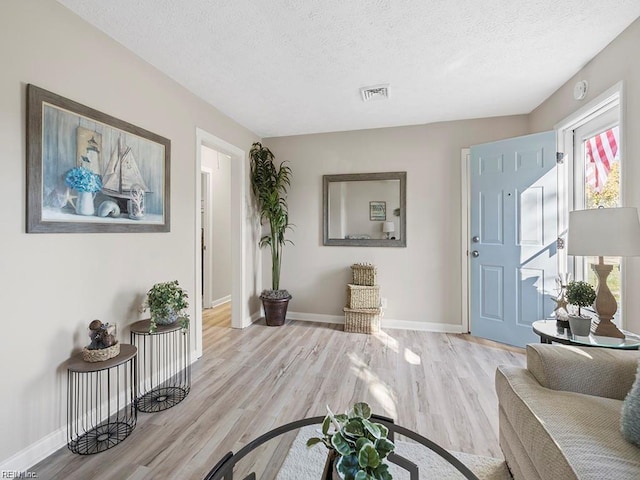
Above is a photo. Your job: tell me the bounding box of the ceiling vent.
[360,84,389,102]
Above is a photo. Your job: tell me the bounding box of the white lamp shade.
[382,221,395,233]
[568,207,640,257]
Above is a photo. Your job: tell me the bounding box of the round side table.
[67,344,137,455]
[130,319,191,413]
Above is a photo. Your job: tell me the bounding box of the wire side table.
[67,344,137,455]
[130,319,191,413]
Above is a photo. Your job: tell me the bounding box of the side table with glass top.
[67,344,137,455]
[130,319,191,412]
[532,319,640,349]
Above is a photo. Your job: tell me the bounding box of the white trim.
[382,320,464,333]
[287,311,465,333]
[196,129,248,360]
[460,148,470,333]
[0,428,65,474]
[210,295,231,308]
[288,311,344,324]
[243,311,262,328]
[554,81,624,132]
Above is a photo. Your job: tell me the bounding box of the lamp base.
[590,262,625,339]
[591,317,625,339]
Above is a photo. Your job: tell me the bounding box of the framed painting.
[26,84,170,233]
[369,201,386,221]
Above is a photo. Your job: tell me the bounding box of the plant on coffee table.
[566,280,596,317]
[307,402,395,480]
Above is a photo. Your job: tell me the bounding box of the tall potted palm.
[250,142,293,326]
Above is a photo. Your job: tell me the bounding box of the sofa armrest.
[526,344,638,400]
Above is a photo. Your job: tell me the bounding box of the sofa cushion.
[621,360,640,447]
[497,365,640,480]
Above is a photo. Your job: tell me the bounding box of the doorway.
[194,129,247,358]
[465,131,558,348]
[201,147,232,327]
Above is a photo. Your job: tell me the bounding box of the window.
[568,95,623,320]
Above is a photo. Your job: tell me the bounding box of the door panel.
[481,265,504,320]
[480,191,504,244]
[470,131,557,347]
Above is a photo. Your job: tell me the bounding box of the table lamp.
[568,207,640,338]
[382,221,395,239]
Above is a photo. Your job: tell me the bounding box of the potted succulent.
[143,280,190,333]
[307,402,395,480]
[249,142,293,326]
[565,280,597,336]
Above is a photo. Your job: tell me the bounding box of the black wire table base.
[68,421,134,455]
[135,386,188,413]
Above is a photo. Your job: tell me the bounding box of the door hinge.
[557,237,565,249]
[556,152,565,164]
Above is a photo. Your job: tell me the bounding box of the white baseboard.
[287,311,344,324]
[210,295,231,308]
[0,425,65,473]
[287,311,465,333]
[241,311,262,329]
[383,319,465,333]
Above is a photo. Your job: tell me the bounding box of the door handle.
[471,250,480,258]
[472,236,480,243]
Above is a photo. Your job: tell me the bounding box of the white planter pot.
[568,315,592,337]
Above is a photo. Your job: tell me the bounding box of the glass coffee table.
[203,415,481,480]
[532,319,640,349]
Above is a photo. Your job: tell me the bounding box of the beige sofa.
[496,344,640,480]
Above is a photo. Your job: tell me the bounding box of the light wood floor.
[203,302,231,329]
[32,308,525,479]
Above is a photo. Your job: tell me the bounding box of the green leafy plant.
[566,280,596,317]
[143,280,189,332]
[307,402,395,480]
[249,142,293,295]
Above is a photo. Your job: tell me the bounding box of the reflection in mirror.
[323,172,406,247]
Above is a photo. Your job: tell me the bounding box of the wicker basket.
[346,284,380,309]
[344,307,382,334]
[350,263,377,286]
[82,343,120,363]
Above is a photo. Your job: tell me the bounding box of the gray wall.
[264,116,530,326]
[0,0,260,466]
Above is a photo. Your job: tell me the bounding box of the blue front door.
[470,131,558,347]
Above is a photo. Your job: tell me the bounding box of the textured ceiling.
[57,0,640,138]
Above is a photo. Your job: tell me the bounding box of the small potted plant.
[565,280,597,336]
[65,166,103,216]
[143,280,190,333]
[307,402,395,480]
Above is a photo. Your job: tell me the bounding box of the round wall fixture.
[573,80,588,100]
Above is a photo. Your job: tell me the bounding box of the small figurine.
[553,274,571,324]
[87,320,117,350]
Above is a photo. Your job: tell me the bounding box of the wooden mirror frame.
[322,171,406,247]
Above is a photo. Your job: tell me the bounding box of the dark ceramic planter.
[261,296,291,326]
[321,450,340,480]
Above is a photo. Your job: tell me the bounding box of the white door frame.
[460,148,470,333]
[195,128,247,358]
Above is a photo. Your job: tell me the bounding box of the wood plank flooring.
[32,308,525,479]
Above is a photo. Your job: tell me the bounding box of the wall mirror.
[323,171,406,247]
